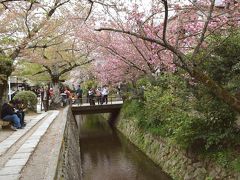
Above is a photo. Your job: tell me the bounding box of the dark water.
[78,115,172,180]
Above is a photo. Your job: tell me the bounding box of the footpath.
[0,108,66,180]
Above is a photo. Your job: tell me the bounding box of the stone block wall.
[117,116,239,180]
[55,107,82,180]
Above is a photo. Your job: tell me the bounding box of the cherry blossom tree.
[0,0,94,106]
[94,0,240,112]
[20,32,94,107]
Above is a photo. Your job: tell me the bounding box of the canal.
[77,114,172,180]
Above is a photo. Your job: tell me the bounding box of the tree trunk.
[0,80,8,116]
[49,76,61,109]
[192,69,240,113]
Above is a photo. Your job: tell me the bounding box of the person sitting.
[14,99,27,127]
[1,100,22,131]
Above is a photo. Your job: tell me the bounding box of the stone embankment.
[117,116,239,180]
[55,107,82,180]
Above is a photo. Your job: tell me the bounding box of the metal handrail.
[72,95,123,106]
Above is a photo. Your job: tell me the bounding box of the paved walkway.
[0,110,59,180]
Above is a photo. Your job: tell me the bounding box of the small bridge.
[71,97,123,126]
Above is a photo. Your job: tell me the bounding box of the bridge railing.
[72,95,123,106]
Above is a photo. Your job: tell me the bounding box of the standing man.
[41,85,49,112]
[88,88,95,105]
[101,85,109,104]
[76,85,83,105]
[95,87,102,105]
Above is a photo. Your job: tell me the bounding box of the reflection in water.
[78,115,171,180]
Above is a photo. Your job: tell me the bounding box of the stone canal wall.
[117,116,239,180]
[55,107,82,180]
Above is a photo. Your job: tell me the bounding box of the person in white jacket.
[101,86,109,104]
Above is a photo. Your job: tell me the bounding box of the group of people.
[1,99,26,131]
[38,84,110,109]
[87,86,109,105]
[72,85,109,106]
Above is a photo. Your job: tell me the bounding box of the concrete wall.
[55,107,82,180]
[117,116,239,180]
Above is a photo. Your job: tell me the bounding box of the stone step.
[0,112,48,156]
[0,111,59,180]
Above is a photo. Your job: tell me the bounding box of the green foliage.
[122,72,238,152]
[212,151,231,168]
[192,84,237,150]
[120,31,240,171]
[204,149,240,171]
[186,31,239,151]
[13,91,37,111]
[141,74,204,149]
[232,156,240,172]
[14,61,50,83]
[83,80,97,90]
[202,31,240,90]
[0,37,15,45]
[0,55,13,77]
[122,99,144,123]
[205,177,214,180]
[27,0,37,2]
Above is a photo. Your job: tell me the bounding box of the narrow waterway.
[77,114,172,180]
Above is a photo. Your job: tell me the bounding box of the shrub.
[143,73,193,139]
[13,91,37,111]
[191,85,237,150]
[123,72,238,152]
[122,99,144,120]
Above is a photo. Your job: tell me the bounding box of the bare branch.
[96,27,191,73]
[162,0,168,43]
[59,59,94,76]
[9,1,70,60]
[187,0,208,17]
[90,0,117,8]
[47,0,70,18]
[192,0,215,59]
[142,12,159,25]
[85,0,94,21]
[42,65,52,74]
[33,69,48,76]
[129,37,155,73]
[0,0,33,2]
[103,44,148,74]
[24,1,34,37]
[27,41,63,49]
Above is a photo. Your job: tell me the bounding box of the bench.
[0,119,10,129]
